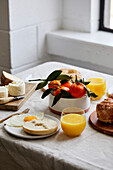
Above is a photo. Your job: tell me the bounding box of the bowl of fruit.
[30,69,98,114]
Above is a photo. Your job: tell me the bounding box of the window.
[99,0,113,32]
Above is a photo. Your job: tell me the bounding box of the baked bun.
[60,69,82,81]
[23,119,58,135]
[96,98,113,124]
[1,71,24,85]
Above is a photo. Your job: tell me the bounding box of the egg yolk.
[24,116,37,122]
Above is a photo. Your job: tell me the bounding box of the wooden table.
[0,61,113,170]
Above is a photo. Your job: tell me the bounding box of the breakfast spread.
[1,68,113,138]
[96,98,113,124]
[23,118,58,135]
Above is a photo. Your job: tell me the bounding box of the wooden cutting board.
[0,83,37,111]
[89,111,113,136]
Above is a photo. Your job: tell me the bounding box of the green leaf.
[56,74,72,80]
[75,75,78,83]
[60,79,68,85]
[89,91,98,98]
[29,79,45,81]
[36,81,48,90]
[83,81,91,85]
[52,93,62,107]
[41,88,54,99]
[46,70,62,81]
[75,79,83,84]
[61,89,72,98]
[78,79,83,83]
[84,86,91,97]
[84,86,98,98]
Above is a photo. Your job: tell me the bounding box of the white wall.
[0,0,113,75]
[0,0,62,74]
[0,0,10,73]
[47,0,113,75]
[62,0,99,33]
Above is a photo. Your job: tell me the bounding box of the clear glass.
[61,107,86,137]
[86,76,106,100]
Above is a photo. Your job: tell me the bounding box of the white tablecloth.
[0,61,113,170]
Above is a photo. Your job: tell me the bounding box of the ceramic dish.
[4,114,60,139]
[49,94,90,114]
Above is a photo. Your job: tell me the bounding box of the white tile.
[0,31,10,68]
[10,27,37,68]
[0,0,9,30]
[9,0,62,30]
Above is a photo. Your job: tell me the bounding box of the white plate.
[4,115,60,139]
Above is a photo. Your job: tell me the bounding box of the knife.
[0,96,24,104]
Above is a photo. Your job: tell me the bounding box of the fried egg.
[5,112,44,127]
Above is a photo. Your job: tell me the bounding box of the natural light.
[110,0,113,28]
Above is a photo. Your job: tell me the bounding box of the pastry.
[23,119,58,135]
[96,98,113,124]
[60,69,82,81]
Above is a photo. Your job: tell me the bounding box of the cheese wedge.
[9,81,25,96]
[0,86,8,98]
[23,119,58,135]
[1,71,24,85]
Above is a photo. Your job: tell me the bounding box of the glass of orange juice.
[61,107,86,137]
[86,77,106,100]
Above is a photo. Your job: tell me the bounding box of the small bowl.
[49,94,90,114]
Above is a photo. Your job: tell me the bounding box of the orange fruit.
[52,86,70,96]
[70,83,86,98]
[48,80,61,89]
[62,81,72,89]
